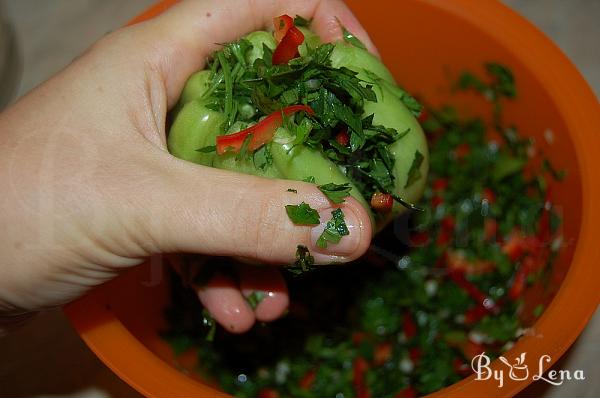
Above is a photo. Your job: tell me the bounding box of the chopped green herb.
[533,304,545,318]
[201,308,217,342]
[294,15,312,27]
[245,291,266,310]
[338,20,367,50]
[196,145,216,153]
[287,245,315,275]
[235,133,253,161]
[405,150,425,188]
[316,208,349,248]
[318,182,352,204]
[287,188,298,193]
[303,176,316,184]
[285,202,320,225]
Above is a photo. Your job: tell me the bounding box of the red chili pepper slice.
[395,386,417,398]
[273,15,294,43]
[216,105,314,155]
[298,369,317,390]
[448,269,498,312]
[403,312,417,340]
[508,263,528,300]
[272,26,305,65]
[335,129,350,146]
[353,357,371,398]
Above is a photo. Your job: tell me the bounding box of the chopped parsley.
[316,208,350,248]
[285,202,320,225]
[245,291,266,310]
[286,245,316,275]
[404,150,425,188]
[287,188,298,193]
[196,145,216,153]
[318,182,352,204]
[293,15,311,27]
[303,176,316,183]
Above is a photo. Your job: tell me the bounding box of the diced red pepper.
[437,228,452,246]
[352,332,369,345]
[353,357,371,398]
[481,187,496,204]
[371,192,394,213]
[273,15,294,43]
[484,218,498,241]
[299,369,317,390]
[403,312,417,340]
[508,264,528,300]
[432,178,449,192]
[272,26,305,65]
[464,305,488,324]
[447,251,495,275]
[395,386,417,398]
[410,231,430,246]
[431,195,444,208]
[373,342,393,366]
[501,231,526,261]
[216,105,314,155]
[441,216,456,232]
[409,347,423,364]
[335,129,350,146]
[448,269,498,311]
[258,388,280,398]
[454,143,471,159]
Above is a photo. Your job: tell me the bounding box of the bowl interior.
[66,1,600,397]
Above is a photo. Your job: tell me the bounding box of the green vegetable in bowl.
[167,15,428,228]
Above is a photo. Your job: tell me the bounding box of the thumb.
[134,152,372,265]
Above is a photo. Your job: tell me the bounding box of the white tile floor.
[0,1,598,397]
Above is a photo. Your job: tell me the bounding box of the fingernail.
[310,206,362,258]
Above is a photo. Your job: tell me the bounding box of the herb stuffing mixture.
[163,57,565,397]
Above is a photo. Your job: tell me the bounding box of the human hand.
[0,0,376,334]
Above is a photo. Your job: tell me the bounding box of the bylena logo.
[471,352,586,388]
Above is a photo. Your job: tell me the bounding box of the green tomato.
[167,99,225,166]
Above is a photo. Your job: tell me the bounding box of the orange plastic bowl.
[65,1,600,397]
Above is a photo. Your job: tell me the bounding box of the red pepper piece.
[432,178,449,192]
[448,269,498,311]
[483,218,498,241]
[417,108,429,123]
[272,26,305,65]
[373,342,393,366]
[454,143,471,159]
[409,347,423,364]
[353,357,371,398]
[273,15,294,43]
[299,369,317,390]
[258,388,280,398]
[431,195,444,208]
[482,187,496,204]
[508,263,528,300]
[410,231,430,247]
[216,105,314,155]
[453,358,472,377]
[403,312,417,340]
[464,304,488,324]
[462,340,485,361]
[395,386,417,398]
[371,192,394,213]
[335,129,350,146]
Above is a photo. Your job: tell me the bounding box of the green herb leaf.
[303,176,316,184]
[195,145,216,153]
[253,144,273,170]
[294,15,312,27]
[338,21,367,50]
[318,182,352,204]
[285,202,320,225]
[201,308,217,342]
[316,208,349,248]
[287,188,298,193]
[405,150,425,188]
[245,291,266,310]
[286,245,315,275]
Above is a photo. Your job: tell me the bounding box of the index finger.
[129,0,379,106]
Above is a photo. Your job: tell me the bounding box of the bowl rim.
[65,1,600,397]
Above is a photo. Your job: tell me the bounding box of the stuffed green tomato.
[167,15,428,229]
